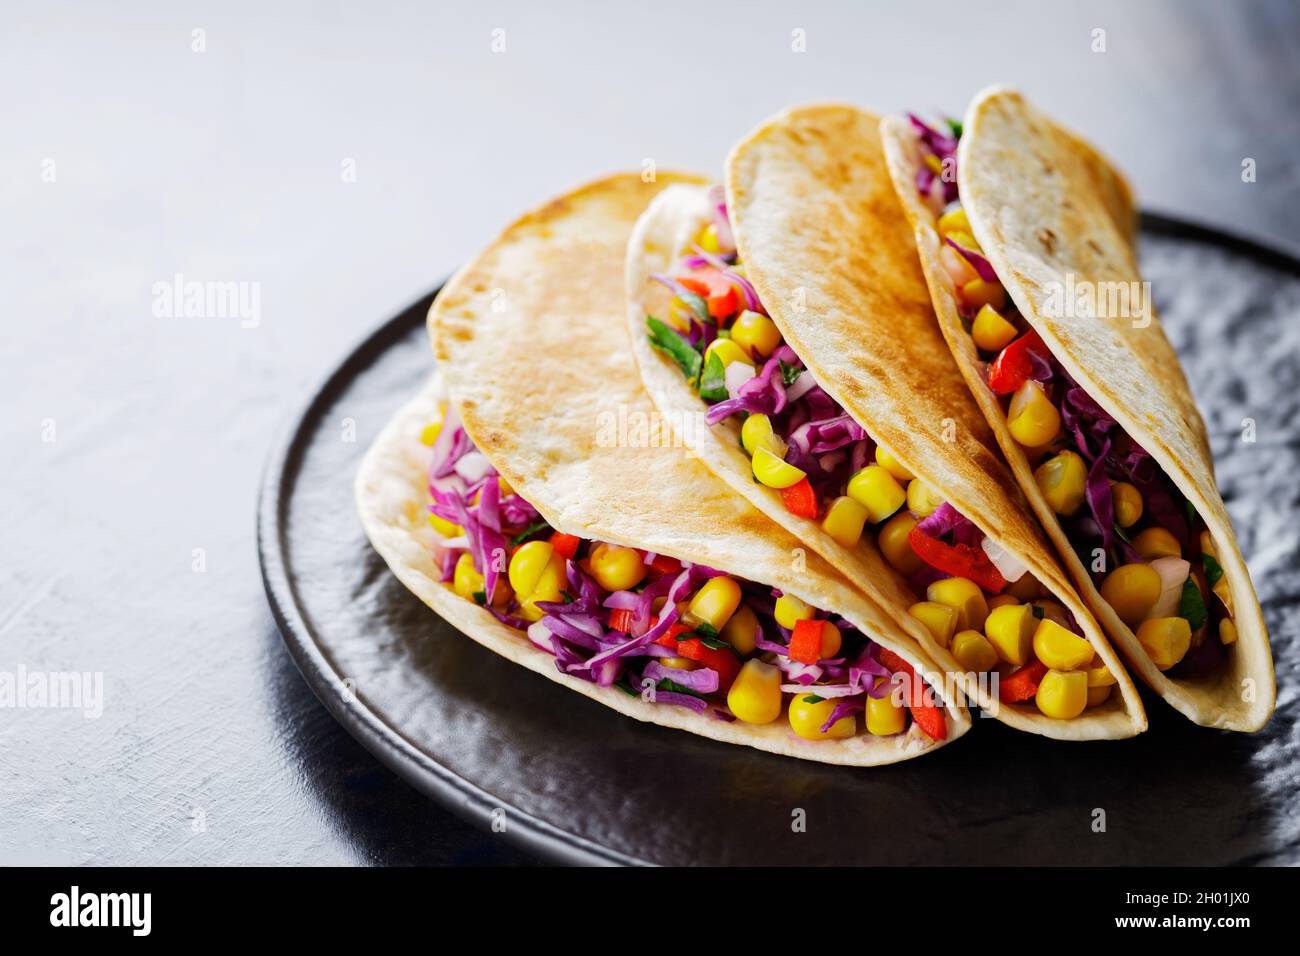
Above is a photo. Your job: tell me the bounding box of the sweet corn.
[1007,380,1061,448]
[822,495,869,547]
[1086,684,1113,707]
[909,601,958,648]
[961,278,1006,312]
[452,553,484,600]
[588,543,647,592]
[1099,562,1162,626]
[1137,617,1191,670]
[1036,669,1088,719]
[971,305,1019,352]
[686,576,742,631]
[721,604,759,655]
[508,540,557,597]
[788,694,856,740]
[429,512,462,538]
[1133,527,1181,560]
[1111,481,1143,528]
[951,629,999,672]
[846,466,906,523]
[774,593,814,630]
[906,479,945,517]
[987,594,1019,610]
[874,445,915,482]
[727,660,782,724]
[729,310,782,358]
[658,656,699,671]
[937,206,971,236]
[878,512,923,575]
[1219,618,1237,645]
[814,620,842,659]
[945,229,982,252]
[1005,573,1042,601]
[741,413,784,457]
[704,337,753,369]
[926,576,990,632]
[984,603,1036,666]
[1033,451,1088,516]
[752,447,807,489]
[1086,662,1118,687]
[866,678,907,735]
[695,222,721,254]
[1032,619,1094,670]
[420,421,443,446]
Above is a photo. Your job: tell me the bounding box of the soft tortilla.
[905,86,1272,731]
[357,172,969,766]
[707,103,1145,739]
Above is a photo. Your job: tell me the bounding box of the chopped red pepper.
[647,553,682,576]
[650,615,691,646]
[548,532,581,560]
[780,478,818,520]
[679,268,738,319]
[607,608,635,633]
[907,526,1007,594]
[676,639,741,690]
[987,330,1047,395]
[999,660,1048,703]
[874,647,946,741]
[788,619,825,665]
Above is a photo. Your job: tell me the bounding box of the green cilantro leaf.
[699,350,728,403]
[646,316,702,384]
[1179,578,1208,632]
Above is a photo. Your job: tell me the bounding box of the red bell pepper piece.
[679,268,738,320]
[788,619,824,665]
[987,330,1046,395]
[999,660,1048,703]
[874,647,946,741]
[780,478,818,520]
[650,615,691,646]
[907,526,1007,594]
[548,532,581,560]
[607,608,635,633]
[676,639,741,690]
[647,553,682,576]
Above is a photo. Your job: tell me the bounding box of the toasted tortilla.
[357,172,969,765]
[883,86,1272,731]
[693,103,1143,739]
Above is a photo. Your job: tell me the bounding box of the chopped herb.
[1179,578,1208,631]
[1113,522,1133,544]
[472,591,487,606]
[780,360,802,387]
[1203,554,1224,589]
[678,291,711,326]
[658,679,703,698]
[646,316,702,383]
[1030,604,1045,619]
[693,622,719,640]
[802,694,825,704]
[945,118,963,138]
[510,520,551,545]
[613,679,639,698]
[699,350,728,402]
[695,635,730,650]
[716,328,731,339]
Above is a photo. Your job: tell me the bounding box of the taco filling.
[421,397,947,741]
[909,113,1233,679]
[641,188,1116,720]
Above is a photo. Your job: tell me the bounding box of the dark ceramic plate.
[259,215,1299,866]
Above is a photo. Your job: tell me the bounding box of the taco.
[356,172,969,765]
[879,86,1274,730]
[627,104,1146,739]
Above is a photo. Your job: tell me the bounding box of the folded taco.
[356,172,969,765]
[879,87,1274,731]
[627,104,1146,739]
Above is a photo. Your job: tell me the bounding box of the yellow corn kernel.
[822,495,869,547]
[987,594,1019,610]
[1086,662,1118,687]
[788,694,856,740]
[1032,618,1094,670]
[420,421,443,446]
[846,465,906,523]
[937,206,971,236]
[740,413,784,457]
[1086,683,1113,707]
[1133,527,1181,560]
[878,512,923,575]
[945,229,982,252]
[721,604,759,655]
[1004,574,1042,602]
[658,656,699,671]
[961,278,1006,312]
[1219,618,1237,646]
[984,603,1037,666]
[908,601,958,648]
[727,659,782,724]
[926,576,990,632]
[813,620,843,659]
[751,447,806,489]
[1036,669,1088,719]
[866,678,907,735]
[774,593,814,630]
[429,512,462,538]
[686,576,742,631]
[874,445,915,482]
[905,478,945,517]
[1099,562,1162,626]
[704,337,754,369]
[1033,451,1088,516]
[695,222,721,254]
[508,540,557,597]
[452,553,484,600]
[588,543,647,592]
[729,310,782,359]
[1110,481,1143,528]
[1007,380,1061,448]
[971,305,1019,352]
[1137,617,1191,670]
[951,629,999,672]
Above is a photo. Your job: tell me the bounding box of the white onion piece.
[724,361,756,398]
[439,535,470,550]
[526,620,553,651]
[784,369,817,403]
[1147,557,1191,620]
[453,451,493,483]
[981,536,1028,582]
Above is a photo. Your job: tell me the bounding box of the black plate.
[259,214,1299,866]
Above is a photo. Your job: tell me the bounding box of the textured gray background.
[2,0,1298,865]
